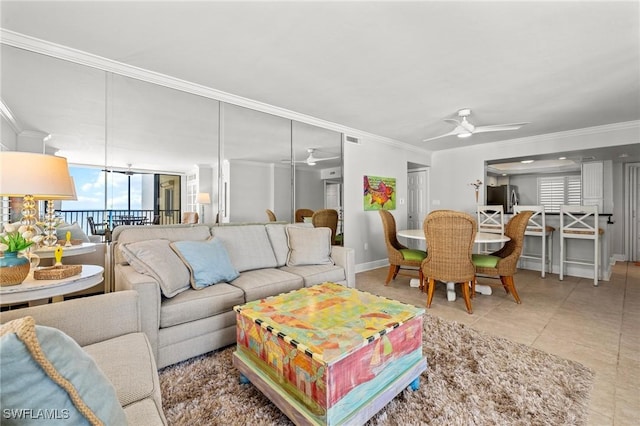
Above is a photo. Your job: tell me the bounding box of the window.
[537,176,582,212]
[185,173,198,213]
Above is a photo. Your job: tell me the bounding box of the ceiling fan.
[291,148,339,166]
[102,163,152,175]
[423,109,530,142]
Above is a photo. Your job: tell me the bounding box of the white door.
[407,169,429,249]
[325,182,341,209]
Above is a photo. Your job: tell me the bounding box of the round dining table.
[397,229,511,302]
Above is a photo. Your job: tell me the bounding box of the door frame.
[625,162,640,262]
[406,167,430,250]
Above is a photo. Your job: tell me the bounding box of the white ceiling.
[1,1,639,171]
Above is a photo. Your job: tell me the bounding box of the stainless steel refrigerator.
[486,185,519,213]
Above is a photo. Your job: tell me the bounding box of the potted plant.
[0,223,42,286]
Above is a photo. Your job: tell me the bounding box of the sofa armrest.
[114,264,162,360]
[0,290,139,347]
[331,245,356,288]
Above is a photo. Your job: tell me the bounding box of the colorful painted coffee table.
[233,282,426,425]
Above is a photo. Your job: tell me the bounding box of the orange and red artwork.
[363,175,396,210]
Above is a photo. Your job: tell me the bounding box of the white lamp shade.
[68,176,78,201]
[196,192,211,204]
[0,152,75,199]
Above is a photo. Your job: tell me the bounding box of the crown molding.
[1,29,421,152]
[486,120,640,149]
[0,98,22,134]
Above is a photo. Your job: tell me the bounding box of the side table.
[0,265,104,306]
[34,243,97,259]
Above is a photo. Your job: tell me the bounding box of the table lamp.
[196,192,211,224]
[0,152,75,246]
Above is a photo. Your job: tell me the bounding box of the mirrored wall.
[1,44,343,235]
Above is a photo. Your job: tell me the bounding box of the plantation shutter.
[566,176,582,205]
[538,176,582,212]
[538,177,565,212]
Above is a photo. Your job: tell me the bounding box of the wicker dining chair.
[472,210,534,304]
[265,209,277,222]
[312,209,339,244]
[422,210,477,313]
[379,210,426,286]
[181,212,199,224]
[295,208,314,223]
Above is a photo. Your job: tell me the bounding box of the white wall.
[295,168,324,212]
[343,138,430,269]
[1,117,18,150]
[229,160,273,222]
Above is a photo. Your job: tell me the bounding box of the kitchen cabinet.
[582,161,603,211]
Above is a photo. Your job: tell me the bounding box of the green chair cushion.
[400,248,427,262]
[472,254,500,268]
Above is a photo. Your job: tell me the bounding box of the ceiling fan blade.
[422,128,462,142]
[311,155,340,163]
[473,122,530,133]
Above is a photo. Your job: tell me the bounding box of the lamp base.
[43,199,58,247]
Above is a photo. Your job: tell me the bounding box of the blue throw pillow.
[0,316,127,425]
[171,238,239,289]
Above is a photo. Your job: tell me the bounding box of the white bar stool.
[476,205,504,254]
[559,205,602,286]
[514,205,554,278]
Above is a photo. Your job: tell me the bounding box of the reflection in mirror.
[1,44,106,164]
[222,103,291,223]
[1,45,106,228]
[292,121,343,238]
[110,74,219,225]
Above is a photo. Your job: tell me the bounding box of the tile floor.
[355,262,639,425]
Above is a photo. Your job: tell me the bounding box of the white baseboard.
[356,259,389,273]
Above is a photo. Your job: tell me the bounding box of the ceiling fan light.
[457,132,472,138]
[307,161,316,166]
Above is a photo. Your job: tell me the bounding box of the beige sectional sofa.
[111,222,355,368]
[0,290,167,425]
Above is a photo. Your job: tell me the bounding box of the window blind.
[538,176,582,212]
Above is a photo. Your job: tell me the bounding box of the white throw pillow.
[120,239,191,298]
[286,226,334,266]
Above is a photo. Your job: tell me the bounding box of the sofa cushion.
[83,332,162,411]
[230,269,303,302]
[120,239,191,298]
[211,224,278,272]
[123,398,167,426]
[0,316,127,425]
[265,223,289,266]
[113,225,211,265]
[286,226,334,266]
[266,223,314,266]
[171,239,239,289]
[279,264,347,287]
[160,283,245,328]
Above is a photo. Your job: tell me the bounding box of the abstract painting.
[363,175,396,210]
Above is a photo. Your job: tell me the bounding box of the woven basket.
[34,265,82,280]
[0,262,30,286]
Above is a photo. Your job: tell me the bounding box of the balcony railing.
[58,209,181,237]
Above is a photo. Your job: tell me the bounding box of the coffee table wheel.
[239,374,250,385]
[409,377,420,391]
